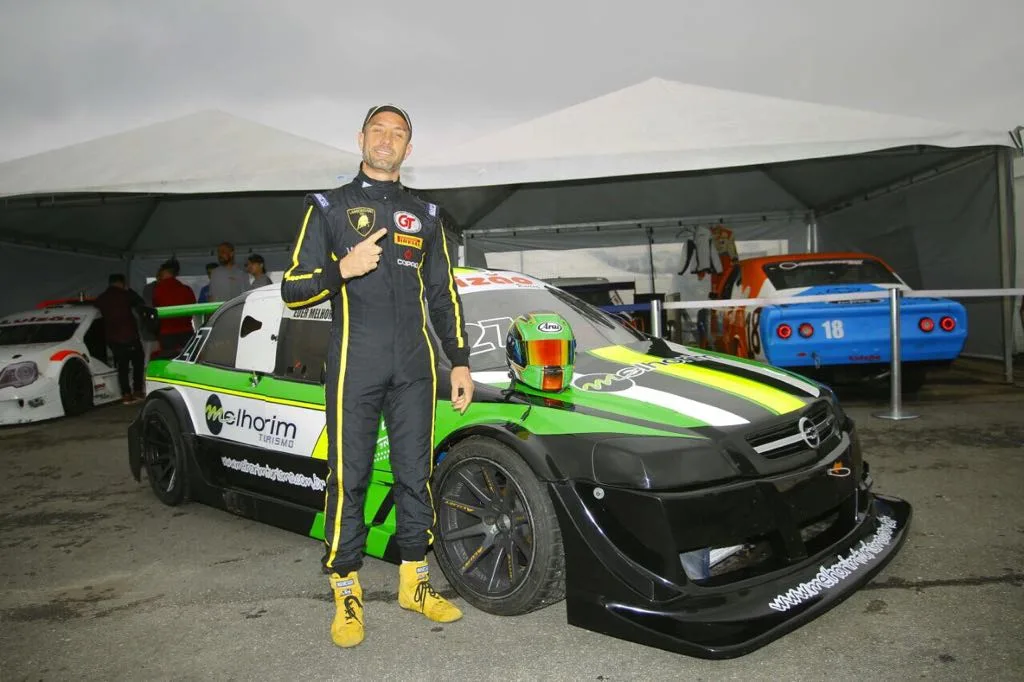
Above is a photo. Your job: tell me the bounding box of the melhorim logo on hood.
[572,353,711,393]
[204,394,298,448]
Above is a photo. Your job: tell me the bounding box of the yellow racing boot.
[398,560,462,623]
[329,571,364,647]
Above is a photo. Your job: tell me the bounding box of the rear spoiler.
[153,302,225,319]
[138,302,224,338]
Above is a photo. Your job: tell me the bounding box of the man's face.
[358,112,412,174]
[217,245,233,265]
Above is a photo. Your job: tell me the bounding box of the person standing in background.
[209,242,248,302]
[151,259,197,357]
[198,262,218,303]
[93,274,146,403]
[246,254,273,290]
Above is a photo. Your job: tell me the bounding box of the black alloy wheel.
[432,437,565,616]
[140,400,188,506]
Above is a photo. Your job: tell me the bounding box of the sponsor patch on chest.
[347,207,376,236]
[397,247,421,269]
[394,211,422,234]
[394,233,423,250]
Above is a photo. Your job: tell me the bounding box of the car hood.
[0,344,59,367]
[477,338,824,434]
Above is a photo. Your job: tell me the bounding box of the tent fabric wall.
[0,245,125,315]
[817,153,1003,357]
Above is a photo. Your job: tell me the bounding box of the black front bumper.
[549,442,911,659]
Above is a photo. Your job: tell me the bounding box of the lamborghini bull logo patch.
[347,207,376,236]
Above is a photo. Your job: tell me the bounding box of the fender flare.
[128,387,196,482]
[435,422,563,482]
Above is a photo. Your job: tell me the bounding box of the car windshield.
[762,259,901,289]
[459,283,646,371]
[0,322,79,346]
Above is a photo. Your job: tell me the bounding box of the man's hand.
[339,228,388,279]
[450,366,474,414]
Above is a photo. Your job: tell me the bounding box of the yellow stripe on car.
[590,345,804,415]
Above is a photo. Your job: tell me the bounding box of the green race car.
[127,267,911,659]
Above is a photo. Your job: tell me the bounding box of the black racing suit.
[280,169,469,576]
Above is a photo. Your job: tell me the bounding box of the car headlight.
[0,361,39,389]
[591,437,740,489]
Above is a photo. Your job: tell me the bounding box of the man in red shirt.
[151,259,197,358]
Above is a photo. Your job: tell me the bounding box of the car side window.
[197,301,244,368]
[274,318,330,384]
[83,319,108,364]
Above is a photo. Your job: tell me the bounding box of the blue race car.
[703,252,967,391]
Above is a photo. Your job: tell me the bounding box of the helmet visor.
[525,338,574,367]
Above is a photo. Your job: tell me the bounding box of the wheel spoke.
[460,532,496,574]
[506,536,524,585]
[441,497,485,519]
[457,470,492,505]
[486,545,507,593]
[444,522,488,542]
[480,464,500,498]
[511,527,532,556]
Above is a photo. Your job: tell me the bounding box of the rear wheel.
[59,360,93,417]
[140,399,189,506]
[432,436,565,616]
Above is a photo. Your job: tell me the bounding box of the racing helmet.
[505,312,576,392]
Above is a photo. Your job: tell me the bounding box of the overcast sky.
[1,0,1021,163]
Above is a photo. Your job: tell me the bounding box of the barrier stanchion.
[650,299,663,338]
[873,287,918,421]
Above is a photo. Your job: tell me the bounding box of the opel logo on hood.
[798,416,820,448]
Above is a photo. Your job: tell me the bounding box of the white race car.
[0,302,124,425]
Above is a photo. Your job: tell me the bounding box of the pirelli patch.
[347,207,375,236]
[394,233,423,250]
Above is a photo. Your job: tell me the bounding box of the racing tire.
[432,436,565,616]
[139,399,189,506]
[59,360,94,417]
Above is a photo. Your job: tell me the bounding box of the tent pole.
[996,148,1016,384]
[646,226,656,294]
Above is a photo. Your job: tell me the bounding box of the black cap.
[362,104,412,137]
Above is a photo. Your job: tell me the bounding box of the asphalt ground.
[1,370,1022,681]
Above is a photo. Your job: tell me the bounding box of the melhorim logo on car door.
[204,394,298,449]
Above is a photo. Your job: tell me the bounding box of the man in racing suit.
[280,104,474,648]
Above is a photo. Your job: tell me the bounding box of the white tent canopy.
[0,110,362,196]
[406,78,1010,188]
[0,78,1018,360]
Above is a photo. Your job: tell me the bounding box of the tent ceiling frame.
[463,209,807,241]
[756,166,814,207]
